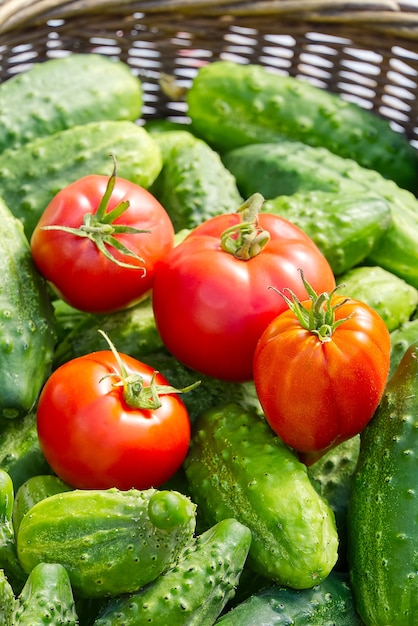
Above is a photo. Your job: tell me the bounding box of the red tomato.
[30,172,174,313]
[253,286,391,465]
[36,350,191,490]
[152,200,335,382]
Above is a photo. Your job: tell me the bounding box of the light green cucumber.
[0,120,162,239]
[17,487,196,598]
[187,60,418,191]
[94,518,251,626]
[0,568,15,626]
[0,470,26,591]
[0,197,56,419]
[12,562,78,626]
[184,403,338,589]
[150,129,242,231]
[348,343,418,625]
[338,265,418,332]
[0,53,142,151]
[264,190,391,275]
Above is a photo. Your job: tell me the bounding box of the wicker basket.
[0,0,417,148]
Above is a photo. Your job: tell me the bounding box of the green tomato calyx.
[41,158,150,270]
[98,330,200,409]
[274,269,352,343]
[221,193,270,260]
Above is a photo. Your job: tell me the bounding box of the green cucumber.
[94,518,251,626]
[17,487,196,598]
[0,411,51,492]
[0,569,15,626]
[338,265,418,332]
[0,197,56,419]
[223,140,418,289]
[215,571,363,625]
[52,296,164,369]
[389,318,418,378]
[0,53,142,151]
[149,129,242,231]
[187,60,418,191]
[12,475,72,536]
[264,190,391,275]
[0,120,162,239]
[0,470,26,591]
[12,562,78,626]
[348,343,418,625]
[184,403,338,589]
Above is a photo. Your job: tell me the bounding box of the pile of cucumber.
[0,53,418,625]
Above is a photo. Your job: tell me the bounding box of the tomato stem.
[220,193,270,260]
[41,157,151,270]
[98,330,200,409]
[273,269,351,342]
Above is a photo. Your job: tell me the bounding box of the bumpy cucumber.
[12,562,78,626]
[215,571,363,626]
[53,296,164,369]
[0,470,26,591]
[223,140,418,289]
[94,518,251,626]
[348,343,418,625]
[184,403,338,589]
[0,197,56,419]
[149,129,242,231]
[0,120,162,239]
[187,60,418,191]
[338,265,418,332]
[17,487,196,598]
[0,411,51,492]
[0,53,142,151]
[389,318,418,378]
[12,475,72,535]
[0,568,15,626]
[264,190,391,275]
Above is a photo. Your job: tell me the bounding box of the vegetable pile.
[1,53,418,625]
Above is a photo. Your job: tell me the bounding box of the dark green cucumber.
[0,470,26,591]
[338,265,418,332]
[0,120,162,239]
[17,487,196,598]
[142,350,262,423]
[264,190,391,275]
[12,562,78,626]
[214,571,363,626]
[187,60,418,191]
[0,568,15,626]
[12,475,72,536]
[223,140,418,289]
[0,411,51,492]
[94,518,251,626]
[184,403,338,589]
[0,197,56,419]
[52,296,164,369]
[0,53,142,151]
[389,318,418,378]
[308,435,360,570]
[348,343,418,625]
[149,129,242,231]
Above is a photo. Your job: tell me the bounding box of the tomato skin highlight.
[30,175,175,313]
[36,351,191,490]
[253,296,391,461]
[152,212,336,382]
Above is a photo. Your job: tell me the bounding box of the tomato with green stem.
[30,161,175,313]
[152,193,336,382]
[36,332,199,490]
[253,271,391,465]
